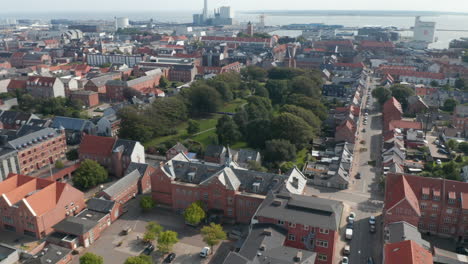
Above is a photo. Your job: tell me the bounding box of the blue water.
[1,11,468,48]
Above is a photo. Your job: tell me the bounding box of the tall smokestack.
[203,0,208,19]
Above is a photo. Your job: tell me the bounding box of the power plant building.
[413,16,436,43]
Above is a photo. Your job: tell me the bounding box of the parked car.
[343,245,351,255]
[370,224,376,233]
[342,256,349,264]
[142,244,154,255]
[367,257,375,264]
[456,247,468,255]
[369,216,376,225]
[200,247,211,258]
[355,173,361,179]
[121,226,132,236]
[362,128,366,133]
[348,212,356,222]
[345,228,353,240]
[346,222,354,230]
[164,253,176,263]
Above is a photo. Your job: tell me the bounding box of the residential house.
[0,174,85,239]
[96,114,120,137]
[125,162,154,194]
[222,223,317,264]
[51,116,97,145]
[204,145,227,164]
[335,119,357,144]
[26,76,65,98]
[253,189,344,264]
[151,153,307,224]
[407,96,429,115]
[84,73,121,95]
[453,105,468,130]
[231,148,262,169]
[70,90,99,107]
[383,97,403,131]
[0,111,39,129]
[99,169,140,217]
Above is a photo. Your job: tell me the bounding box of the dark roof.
[125,162,150,176]
[51,116,93,132]
[223,223,316,264]
[164,160,287,195]
[386,221,431,250]
[236,149,260,164]
[86,198,116,214]
[52,217,97,236]
[76,209,108,222]
[205,144,226,158]
[113,138,137,157]
[170,142,188,153]
[23,244,71,264]
[255,190,343,230]
[0,111,36,126]
[102,169,140,198]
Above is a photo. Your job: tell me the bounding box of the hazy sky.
[1,0,468,13]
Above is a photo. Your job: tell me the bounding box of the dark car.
[456,247,468,255]
[355,173,361,179]
[142,244,154,255]
[369,224,376,233]
[164,253,176,263]
[346,222,354,230]
[367,257,375,264]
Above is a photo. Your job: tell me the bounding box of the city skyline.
[1,0,468,13]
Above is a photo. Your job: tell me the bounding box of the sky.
[1,0,468,13]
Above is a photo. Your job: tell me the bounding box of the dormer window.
[448,192,456,204]
[433,189,440,201]
[422,187,430,200]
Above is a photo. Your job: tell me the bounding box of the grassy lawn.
[144,99,246,148]
[294,148,309,168]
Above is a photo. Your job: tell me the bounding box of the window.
[278,220,284,225]
[288,234,295,241]
[319,228,329,234]
[304,225,309,231]
[420,202,427,210]
[446,208,453,214]
[227,197,233,205]
[429,223,436,230]
[422,194,429,200]
[431,213,437,219]
[203,193,208,200]
[317,254,327,261]
[316,240,328,248]
[421,212,426,217]
[227,208,233,216]
[289,222,296,228]
[432,204,439,211]
[464,216,468,223]
[418,222,424,229]
[442,226,450,233]
[444,217,451,223]
[448,198,455,204]
[434,195,440,201]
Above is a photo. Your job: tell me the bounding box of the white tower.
[115,17,129,31]
[413,16,436,43]
[203,0,208,20]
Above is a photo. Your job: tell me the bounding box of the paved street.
[306,77,385,264]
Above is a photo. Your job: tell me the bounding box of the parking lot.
[70,196,234,264]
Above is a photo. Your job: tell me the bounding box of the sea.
[2,10,468,49]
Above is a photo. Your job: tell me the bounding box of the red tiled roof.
[384,240,433,264]
[27,76,57,86]
[360,40,395,48]
[378,65,418,71]
[389,120,423,130]
[383,97,403,115]
[314,40,354,47]
[384,174,420,216]
[7,79,27,90]
[379,69,445,79]
[79,135,117,156]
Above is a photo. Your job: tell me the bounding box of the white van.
[200,247,211,258]
[345,228,353,240]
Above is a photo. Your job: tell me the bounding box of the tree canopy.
[443,98,458,112]
[390,84,415,110]
[201,223,227,250]
[216,116,241,145]
[80,253,104,264]
[72,159,108,190]
[183,201,206,225]
[140,196,156,212]
[372,86,392,105]
[124,255,152,264]
[272,113,315,148]
[263,139,297,167]
[157,231,179,253]
[185,84,223,115]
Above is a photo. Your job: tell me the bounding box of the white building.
[219,6,233,19]
[87,54,143,67]
[413,16,436,43]
[115,17,129,30]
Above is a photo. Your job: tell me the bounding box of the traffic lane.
[349,214,382,264]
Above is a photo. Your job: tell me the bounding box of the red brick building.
[9,127,67,175]
[334,119,357,143]
[84,73,121,95]
[254,190,343,264]
[384,173,468,242]
[0,174,85,239]
[383,97,403,131]
[105,72,162,101]
[383,240,433,264]
[453,105,468,130]
[99,169,140,218]
[70,90,99,107]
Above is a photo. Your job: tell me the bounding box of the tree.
[285,94,328,120]
[372,86,392,105]
[140,196,156,212]
[290,76,322,97]
[455,78,466,89]
[201,223,227,251]
[447,139,459,151]
[267,67,305,80]
[184,202,206,225]
[459,142,468,155]
[66,148,79,161]
[430,80,439,87]
[241,66,267,81]
[146,221,163,235]
[187,119,201,134]
[122,87,141,100]
[263,139,297,167]
[72,159,108,190]
[280,104,321,129]
[254,85,269,98]
[55,160,65,169]
[124,255,152,264]
[271,113,315,148]
[280,161,295,173]
[265,79,289,104]
[143,231,156,242]
[443,98,458,112]
[80,253,103,264]
[157,231,179,253]
[186,85,223,115]
[216,116,241,145]
[390,84,415,110]
[159,76,169,88]
[245,119,272,149]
